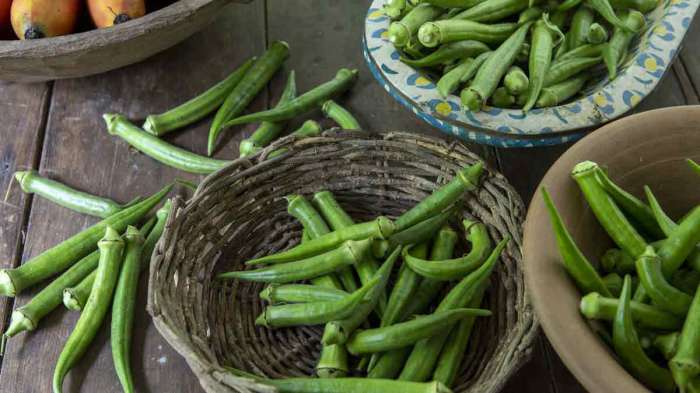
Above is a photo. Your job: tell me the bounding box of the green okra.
[0,184,171,297]
[613,275,675,393]
[580,292,683,330]
[542,187,612,296]
[208,41,289,155]
[144,58,256,136]
[239,71,297,157]
[404,220,492,280]
[14,170,127,218]
[418,20,518,47]
[255,275,380,328]
[346,308,491,355]
[217,239,371,283]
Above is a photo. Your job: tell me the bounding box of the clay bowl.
[522,105,700,392]
[0,0,249,82]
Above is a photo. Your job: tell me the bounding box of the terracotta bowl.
[0,0,249,82]
[522,105,700,393]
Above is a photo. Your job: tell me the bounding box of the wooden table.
[0,1,697,392]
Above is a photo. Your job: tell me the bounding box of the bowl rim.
[522,105,700,393]
[0,0,229,56]
[363,0,699,147]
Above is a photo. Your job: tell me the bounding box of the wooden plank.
[672,61,699,104]
[679,12,700,97]
[541,340,588,393]
[501,336,559,393]
[0,2,266,392]
[0,82,51,344]
[264,0,498,167]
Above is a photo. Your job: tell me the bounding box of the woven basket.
[147,130,539,393]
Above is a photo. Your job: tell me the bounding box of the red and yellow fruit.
[10,0,80,39]
[88,0,145,28]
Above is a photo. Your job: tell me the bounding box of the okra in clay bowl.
[523,105,700,392]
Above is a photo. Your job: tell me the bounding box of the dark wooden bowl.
[523,106,700,393]
[0,0,249,82]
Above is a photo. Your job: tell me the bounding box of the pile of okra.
[221,162,512,393]
[1,174,173,393]
[385,0,655,111]
[543,159,700,393]
[1,42,369,393]
[103,40,364,176]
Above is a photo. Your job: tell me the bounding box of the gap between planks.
[674,58,700,104]
[0,81,54,372]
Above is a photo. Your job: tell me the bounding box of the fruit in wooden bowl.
[523,106,700,392]
[0,0,250,82]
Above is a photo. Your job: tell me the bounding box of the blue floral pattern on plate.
[363,0,698,147]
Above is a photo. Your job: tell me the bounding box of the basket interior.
[149,132,537,393]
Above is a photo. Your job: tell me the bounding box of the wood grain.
[0,82,51,343]
[264,0,498,166]
[0,1,265,392]
[679,12,700,98]
[0,0,696,392]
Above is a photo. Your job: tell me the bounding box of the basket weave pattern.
[147,131,539,393]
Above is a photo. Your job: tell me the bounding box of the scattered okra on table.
[1,40,372,393]
[0,37,515,393]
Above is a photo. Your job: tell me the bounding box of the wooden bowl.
[0,0,249,82]
[522,105,700,393]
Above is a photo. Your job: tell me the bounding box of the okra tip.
[316,367,348,378]
[639,245,657,259]
[142,116,159,135]
[238,140,259,157]
[417,22,440,48]
[458,161,484,189]
[62,289,83,311]
[431,381,454,393]
[321,100,335,114]
[157,199,173,220]
[102,113,122,133]
[383,5,402,19]
[5,310,35,337]
[285,194,304,213]
[338,68,359,80]
[0,271,16,297]
[461,219,479,232]
[461,89,483,112]
[13,170,34,192]
[376,216,397,239]
[579,292,603,318]
[259,284,276,302]
[273,40,290,50]
[321,322,343,345]
[99,226,124,246]
[346,238,374,262]
[254,311,269,327]
[125,225,144,242]
[571,160,599,176]
[388,22,410,47]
